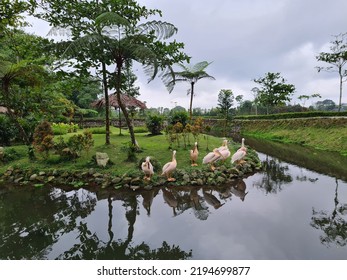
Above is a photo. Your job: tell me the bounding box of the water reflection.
[253,155,293,194]
[1,146,347,259]
[311,178,347,247]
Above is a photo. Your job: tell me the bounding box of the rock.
[95,152,109,167]
[29,174,38,181]
[130,177,142,185]
[112,177,122,184]
[47,176,55,182]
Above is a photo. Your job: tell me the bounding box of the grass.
[241,118,347,156]
[0,126,241,176]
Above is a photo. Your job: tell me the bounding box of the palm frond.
[95,12,130,29]
[47,26,71,37]
[137,20,177,40]
[191,61,212,72]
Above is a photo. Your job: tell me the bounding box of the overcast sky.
[26,0,347,110]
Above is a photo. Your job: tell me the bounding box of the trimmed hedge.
[233,111,347,120]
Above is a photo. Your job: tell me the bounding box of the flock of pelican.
[141,138,248,182]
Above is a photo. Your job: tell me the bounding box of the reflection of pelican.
[230,179,248,201]
[190,142,199,166]
[203,189,225,209]
[190,188,202,210]
[202,148,223,170]
[231,138,247,165]
[162,188,178,216]
[162,150,177,181]
[141,190,155,216]
[141,156,154,180]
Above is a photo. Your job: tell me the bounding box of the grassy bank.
[238,117,347,156]
[0,129,260,188]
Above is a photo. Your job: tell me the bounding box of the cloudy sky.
[26,0,347,110]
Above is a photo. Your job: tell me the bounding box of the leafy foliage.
[32,121,55,158]
[145,114,164,135]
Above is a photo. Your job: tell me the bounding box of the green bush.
[168,111,189,127]
[0,148,21,163]
[88,127,107,134]
[234,111,347,120]
[145,114,164,135]
[0,115,18,145]
[33,121,55,158]
[52,122,79,135]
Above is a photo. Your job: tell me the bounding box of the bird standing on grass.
[190,142,199,166]
[231,138,247,165]
[162,150,177,181]
[141,156,154,180]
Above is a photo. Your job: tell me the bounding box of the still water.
[1,139,347,260]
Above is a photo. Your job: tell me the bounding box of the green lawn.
[1,126,241,176]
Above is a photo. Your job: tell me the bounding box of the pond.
[1,138,347,260]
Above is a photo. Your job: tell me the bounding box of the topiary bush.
[145,114,164,135]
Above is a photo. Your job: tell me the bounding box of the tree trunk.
[338,70,343,112]
[189,82,195,120]
[115,59,137,147]
[102,62,111,145]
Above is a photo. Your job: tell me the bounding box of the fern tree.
[165,61,215,120]
[38,0,189,147]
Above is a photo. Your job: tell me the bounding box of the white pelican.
[141,156,154,180]
[202,148,223,170]
[190,142,199,166]
[162,150,177,181]
[231,138,247,165]
[217,139,231,161]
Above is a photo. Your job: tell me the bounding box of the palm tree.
[165,61,215,120]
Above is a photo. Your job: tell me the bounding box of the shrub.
[0,148,21,163]
[52,122,79,135]
[168,111,188,127]
[33,121,55,158]
[54,131,94,161]
[0,115,18,146]
[145,114,164,135]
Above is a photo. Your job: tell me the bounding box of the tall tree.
[217,89,234,136]
[0,29,58,145]
[37,0,189,147]
[253,72,295,114]
[316,32,347,112]
[165,61,215,120]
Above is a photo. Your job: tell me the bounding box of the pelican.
[141,156,154,180]
[217,139,231,161]
[202,148,223,170]
[190,142,199,166]
[162,150,177,181]
[231,138,247,165]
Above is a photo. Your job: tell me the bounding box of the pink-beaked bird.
[162,150,177,181]
[231,138,247,165]
[217,139,231,161]
[202,148,223,170]
[141,156,154,180]
[190,142,199,166]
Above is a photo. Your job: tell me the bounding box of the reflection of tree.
[311,178,347,247]
[56,193,192,260]
[0,187,96,259]
[253,156,292,194]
